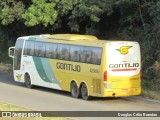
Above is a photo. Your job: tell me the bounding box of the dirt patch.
[0,63,13,74]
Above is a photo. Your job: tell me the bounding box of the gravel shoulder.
[0,63,12,74]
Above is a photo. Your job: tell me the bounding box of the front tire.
[81,83,91,100]
[70,82,80,98]
[25,74,33,88]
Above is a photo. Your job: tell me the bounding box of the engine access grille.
[92,79,101,94]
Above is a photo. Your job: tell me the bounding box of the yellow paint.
[45,35,141,97]
[16,74,22,81]
[19,34,141,97]
[119,46,132,54]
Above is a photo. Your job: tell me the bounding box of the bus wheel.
[25,74,33,88]
[70,82,80,98]
[81,83,91,100]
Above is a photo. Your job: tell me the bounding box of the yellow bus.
[9,34,141,100]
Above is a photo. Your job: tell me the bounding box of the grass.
[142,89,160,100]
[141,78,160,100]
[0,102,29,111]
[0,101,68,120]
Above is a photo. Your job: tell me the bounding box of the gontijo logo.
[16,74,22,81]
[116,46,132,54]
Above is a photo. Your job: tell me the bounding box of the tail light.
[104,71,107,82]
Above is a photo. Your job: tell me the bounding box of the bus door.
[106,42,141,89]
[13,39,25,82]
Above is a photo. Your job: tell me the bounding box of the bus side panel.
[20,55,61,90]
[31,57,61,90]
[50,59,103,95]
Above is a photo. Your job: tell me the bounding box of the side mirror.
[8,47,15,58]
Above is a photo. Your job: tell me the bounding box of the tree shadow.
[0,71,136,101]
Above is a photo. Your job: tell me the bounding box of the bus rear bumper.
[102,87,141,97]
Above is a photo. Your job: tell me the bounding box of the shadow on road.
[0,71,24,86]
[35,84,123,101]
[0,71,71,98]
[0,71,136,101]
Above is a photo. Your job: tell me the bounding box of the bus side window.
[24,41,34,56]
[64,46,70,60]
[58,44,70,60]
[70,45,80,62]
[46,43,57,59]
[30,48,34,56]
[80,53,85,63]
[86,54,91,63]
[35,42,45,57]
[80,46,92,63]
[91,47,102,65]
[97,49,102,65]
[91,50,97,64]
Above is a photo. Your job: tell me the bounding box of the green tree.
[0,0,25,25]
[0,0,159,82]
[67,0,113,32]
[114,0,160,79]
[22,0,58,27]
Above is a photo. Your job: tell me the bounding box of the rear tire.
[25,74,33,88]
[70,82,80,98]
[81,83,91,100]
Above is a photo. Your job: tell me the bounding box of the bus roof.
[48,34,98,41]
[18,34,138,46]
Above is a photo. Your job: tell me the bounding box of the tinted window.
[24,41,35,56]
[58,44,70,60]
[80,46,92,63]
[24,40,102,65]
[14,39,24,70]
[46,43,57,59]
[91,47,102,65]
[35,42,45,57]
[70,46,81,62]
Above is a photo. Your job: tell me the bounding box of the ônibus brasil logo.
[116,46,132,55]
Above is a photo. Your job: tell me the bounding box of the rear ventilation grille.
[92,79,101,94]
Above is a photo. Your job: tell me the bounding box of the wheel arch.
[70,79,81,98]
[70,80,79,89]
[24,71,33,85]
[80,81,90,96]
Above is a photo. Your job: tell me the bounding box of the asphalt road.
[0,71,160,120]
